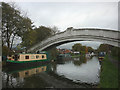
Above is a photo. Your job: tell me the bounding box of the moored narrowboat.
[6,52,50,67]
[98,52,106,59]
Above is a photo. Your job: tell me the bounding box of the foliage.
[22,30,37,48]
[87,47,94,53]
[2,2,60,55]
[2,2,33,51]
[35,26,53,43]
[2,45,14,56]
[49,26,60,35]
[80,51,86,54]
[97,44,120,60]
[21,26,54,49]
[111,46,120,60]
[47,47,59,60]
[111,46,120,57]
[72,43,94,54]
[72,43,82,52]
[97,44,110,53]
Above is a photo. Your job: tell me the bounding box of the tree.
[72,43,94,54]
[72,43,82,52]
[111,46,120,59]
[21,26,54,49]
[2,2,33,51]
[87,47,94,53]
[97,44,110,53]
[49,26,60,35]
[21,30,37,48]
[80,46,86,54]
[2,45,14,56]
[48,47,59,60]
[35,26,53,43]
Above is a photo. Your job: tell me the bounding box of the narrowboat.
[6,52,50,67]
[98,52,105,59]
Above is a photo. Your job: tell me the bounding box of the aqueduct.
[27,28,120,53]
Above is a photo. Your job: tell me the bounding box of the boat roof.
[17,52,47,55]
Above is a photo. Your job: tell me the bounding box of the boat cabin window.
[25,71,29,75]
[42,55,45,58]
[15,55,19,61]
[12,56,15,59]
[31,55,34,59]
[25,56,29,59]
[41,67,44,71]
[36,55,39,59]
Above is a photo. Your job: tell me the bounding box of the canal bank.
[99,55,118,88]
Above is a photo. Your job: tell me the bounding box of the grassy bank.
[111,54,119,61]
[99,55,118,88]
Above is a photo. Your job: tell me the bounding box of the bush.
[2,46,14,56]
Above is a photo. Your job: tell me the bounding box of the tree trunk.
[6,24,10,55]
[10,34,15,50]
[6,32,10,49]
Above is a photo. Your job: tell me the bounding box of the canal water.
[2,56,101,88]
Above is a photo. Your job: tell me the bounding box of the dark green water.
[2,56,101,88]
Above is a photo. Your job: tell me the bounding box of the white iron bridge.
[28,28,120,53]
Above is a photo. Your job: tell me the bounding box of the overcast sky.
[57,41,102,49]
[16,2,118,31]
[5,1,118,49]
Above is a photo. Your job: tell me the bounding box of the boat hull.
[6,59,50,68]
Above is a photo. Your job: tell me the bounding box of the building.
[57,48,72,54]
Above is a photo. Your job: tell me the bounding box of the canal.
[2,56,101,88]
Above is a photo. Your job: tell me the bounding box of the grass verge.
[99,55,118,88]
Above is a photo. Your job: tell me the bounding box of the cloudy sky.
[4,0,119,49]
[57,41,102,49]
[15,2,118,31]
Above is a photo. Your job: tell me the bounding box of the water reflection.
[54,56,100,84]
[2,55,101,88]
[13,66,47,78]
[2,64,51,88]
[73,56,87,66]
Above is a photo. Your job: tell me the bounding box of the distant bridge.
[28,28,120,53]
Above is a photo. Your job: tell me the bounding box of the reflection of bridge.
[28,28,120,52]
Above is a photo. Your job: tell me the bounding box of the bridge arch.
[28,28,120,52]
